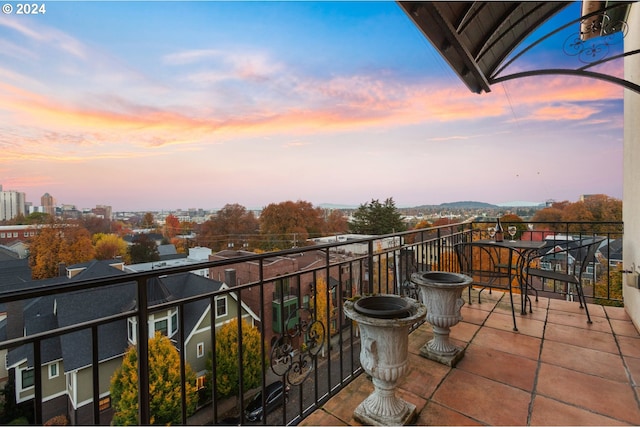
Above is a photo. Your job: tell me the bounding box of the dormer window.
[150,308,178,338]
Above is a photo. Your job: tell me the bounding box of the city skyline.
[0,2,624,212]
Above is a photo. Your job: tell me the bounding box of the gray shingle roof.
[6,261,224,373]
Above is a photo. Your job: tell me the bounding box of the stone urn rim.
[411,271,472,288]
[344,294,426,327]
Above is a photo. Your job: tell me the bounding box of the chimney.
[58,262,66,277]
[224,268,237,287]
[6,300,24,340]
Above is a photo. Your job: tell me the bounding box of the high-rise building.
[93,204,112,220]
[0,188,27,221]
[41,192,56,216]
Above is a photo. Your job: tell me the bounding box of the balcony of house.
[0,220,634,426]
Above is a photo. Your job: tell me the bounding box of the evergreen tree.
[204,319,263,401]
[349,198,406,235]
[128,234,160,264]
[110,333,197,425]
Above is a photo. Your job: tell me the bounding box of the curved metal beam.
[490,68,640,94]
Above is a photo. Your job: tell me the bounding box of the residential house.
[125,246,212,278]
[0,246,32,386]
[2,260,258,425]
[209,245,368,350]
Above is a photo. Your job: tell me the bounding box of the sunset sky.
[0,1,624,212]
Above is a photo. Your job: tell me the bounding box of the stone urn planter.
[344,294,427,426]
[411,271,472,367]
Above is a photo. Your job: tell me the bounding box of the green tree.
[204,319,263,402]
[110,333,197,425]
[128,234,160,264]
[349,198,406,235]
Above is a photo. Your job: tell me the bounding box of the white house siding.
[623,3,640,331]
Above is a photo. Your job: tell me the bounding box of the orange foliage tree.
[28,222,94,280]
[197,203,259,251]
[164,214,180,239]
[259,200,325,250]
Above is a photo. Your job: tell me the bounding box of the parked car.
[244,381,289,422]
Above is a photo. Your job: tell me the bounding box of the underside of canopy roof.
[399,1,638,94]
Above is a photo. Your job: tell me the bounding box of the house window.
[149,309,178,337]
[215,296,227,318]
[0,233,5,238]
[155,319,168,336]
[128,318,137,344]
[196,375,206,390]
[21,368,34,390]
[99,396,111,411]
[49,362,59,379]
[23,231,28,237]
[12,232,17,237]
[171,311,178,336]
[197,342,205,358]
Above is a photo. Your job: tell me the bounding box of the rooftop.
[300,289,640,426]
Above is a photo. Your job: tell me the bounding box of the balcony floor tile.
[304,292,640,427]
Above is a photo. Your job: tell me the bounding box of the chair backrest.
[453,242,511,288]
[573,237,606,281]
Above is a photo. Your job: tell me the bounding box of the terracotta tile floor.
[300,289,640,426]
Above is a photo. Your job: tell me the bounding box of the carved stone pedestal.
[411,271,473,367]
[344,295,426,426]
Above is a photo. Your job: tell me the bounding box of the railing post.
[136,278,150,425]
[368,240,374,294]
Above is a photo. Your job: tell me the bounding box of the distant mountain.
[438,201,498,209]
[318,203,358,210]
[497,201,545,207]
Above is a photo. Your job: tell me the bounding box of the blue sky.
[0,1,624,211]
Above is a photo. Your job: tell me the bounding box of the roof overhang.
[398,1,639,94]
[398,2,571,94]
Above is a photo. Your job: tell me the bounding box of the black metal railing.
[0,220,623,425]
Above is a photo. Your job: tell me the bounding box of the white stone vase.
[411,271,473,367]
[343,294,427,426]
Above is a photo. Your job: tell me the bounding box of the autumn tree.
[349,198,406,235]
[311,277,334,357]
[80,216,112,235]
[197,204,259,251]
[531,207,566,232]
[323,209,348,235]
[93,233,128,261]
[28,222,94,280]
[532,195,622,234]
[58,227,95,265]
[259,200,324,250]
[128,234,160,264]
[204,319,263,402]
[595,264,624,307]
[405,219,435,245]
[141,212,156,229]
[110,332,197,425]
[164,214,180,239]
